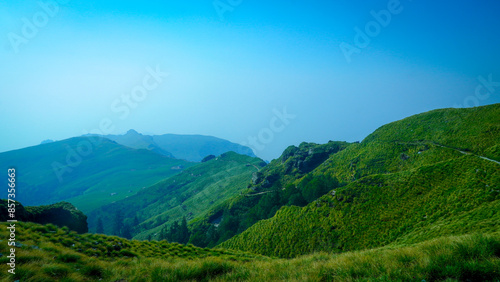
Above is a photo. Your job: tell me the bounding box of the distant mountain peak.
[126,129,141,136]
[40,139,54,145]
[97,131,256,162]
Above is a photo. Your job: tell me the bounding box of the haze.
[1,0,499,161]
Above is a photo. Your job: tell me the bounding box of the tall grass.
[0,221,498,281]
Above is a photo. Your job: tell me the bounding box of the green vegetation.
[0,137,194,214]
[221,155,500,257]
[0,200,87,233]
[88,152,266,240]
[0,222,498,281]
[363,105,500,161]
[187,141,349,248]
[161,217,190,244]
[170,105,499,250]
[2,104,499,280]
[219,104,500,257]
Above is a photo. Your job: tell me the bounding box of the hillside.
[219,104,500,257]
[221,155,500,257]
[97,130,256,162]
[0,137,193,213]
[87,152,266,240]
[186,141,350,247]
[0,221,498,281]
[0,200,88,233]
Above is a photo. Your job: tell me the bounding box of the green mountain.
[97,129,257,162]
[186,141,350,247]
[88,152,266,240]
[0,137,193,214]
[0,200,88,233]
[219,104,500,257]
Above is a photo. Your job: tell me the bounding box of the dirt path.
[245,191,273,197]
[396,141,500,166]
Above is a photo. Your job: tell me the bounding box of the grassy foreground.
[0,222,499,281]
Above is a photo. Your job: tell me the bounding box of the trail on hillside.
[396,141,500,166]
[432,142,500,165]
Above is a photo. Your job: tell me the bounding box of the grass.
[0,221,498,281]
[0,137,195,214]
[220,154,500,257]
[218,104,500,258]
[186,105,499,251]
[88,151,265,239]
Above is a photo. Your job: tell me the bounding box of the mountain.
[90,129,176,158]
[96,129,257,162]
[186,141,351,247]
[88,151,266,240]
[0,137,194,214]
[218,104,500,257]
[0,200,88,233]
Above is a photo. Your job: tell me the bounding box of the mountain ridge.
[89,130,257,162]
[0,136,194,214]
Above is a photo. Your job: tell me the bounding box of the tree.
[165,218,190,244]
[96,217,104,234]
[179,217,190,244]
[121,224,132,239]
[159,226,167,241]
[202,155,216,162]
[113,211,124,236]
[206,225,220,248]
[288,193,307,207]
[189,229,208,247]
[167,221,179,243]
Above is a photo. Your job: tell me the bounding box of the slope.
[0,137,193,213]
[1,221,498,281]
[221,155,500,257]
[219,103,500,257]
[87,152,266,239]
[186,141,350,247]
[0,200,88,233]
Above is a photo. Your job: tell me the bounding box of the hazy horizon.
[2,0,500,161]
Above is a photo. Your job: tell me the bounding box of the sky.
[1,0,500,161]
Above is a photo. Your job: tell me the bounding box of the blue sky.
[1,0,499,160]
